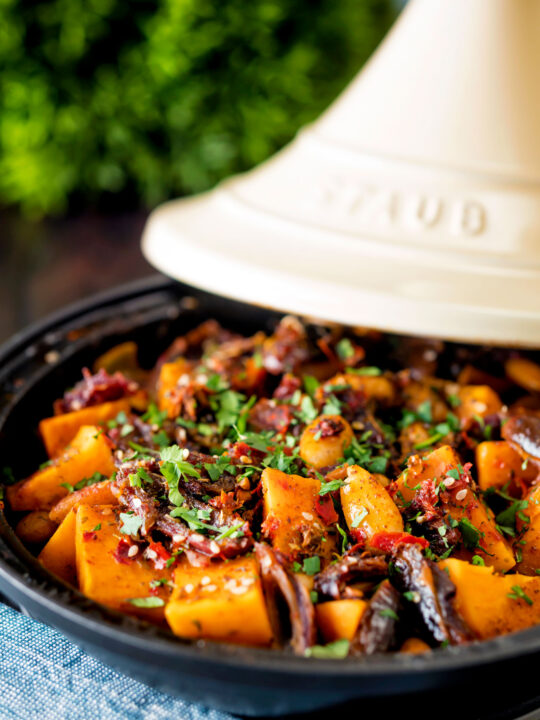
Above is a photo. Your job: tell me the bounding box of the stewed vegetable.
[4,316,540,658]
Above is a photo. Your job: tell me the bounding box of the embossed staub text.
[314,178,487,237]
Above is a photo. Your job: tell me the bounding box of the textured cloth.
[0,603,232,720]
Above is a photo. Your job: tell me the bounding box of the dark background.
[0,0,400,343]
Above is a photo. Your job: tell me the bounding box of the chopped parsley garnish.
[302,556,321,575]
[297,395,318,424]
[322,394,342,416]
[303,375,320,396]
[107,410,129,428]
[507,585,533,606]
[413,433,444,450]
[129,467,153,488]
[150,578,170,589]
[119,512,143,536]
[160,445,201,506]
[305,639,350,659]
[496,500,529,536]
[169,505,219,533]
[351,506,368,528]
[348,366,382,376]
[120,423,135,437]
[214,523,245,542]
[336,525,349,554]
[61,472,108,494]
[458,518,483,551]
[336,338,355,360]
[319,479,346,496]
[128,597,165,608]
[142,403,168,428]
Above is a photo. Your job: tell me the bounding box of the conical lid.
[142,0,540,346]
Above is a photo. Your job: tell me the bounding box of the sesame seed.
[230,585,248,595]
[182,448,190,460]
[302,512,314,521]
[443,478,456,487]
[184,584,194,594]
[145,549,158,560]
[455,489,468,501]
[209,541,220,554]
[127,545,139,557]
[200,576,211,586]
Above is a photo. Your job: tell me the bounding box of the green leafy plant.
[0,0,395,217]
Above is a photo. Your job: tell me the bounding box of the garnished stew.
[5,317,540,658]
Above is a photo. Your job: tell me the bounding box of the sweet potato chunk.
[7,425,116,511]
[49,479,117,524]
[400,638,431,654]
[261,468,337,562]
[316,599,367,642]
[157,358,192,417]
[476,441,537,492]
[40,397,138,458]
[505,357,540,393]
[516,483,540,574]
[395,445,462,506]
[323,372,395,404]
[341,465,403,542]
[75,505,172,623]
[455,385,502,425]
[441,558,540,639]
[395,446,515,572]
[38,508,77,584]
[165,557,273,646]
[15,511,57,546]
[299,414,353,469]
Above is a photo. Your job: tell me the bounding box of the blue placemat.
[0,603,233,720]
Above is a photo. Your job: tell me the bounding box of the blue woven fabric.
[0,603,233,720]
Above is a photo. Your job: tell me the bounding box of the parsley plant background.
[0,0,396,218]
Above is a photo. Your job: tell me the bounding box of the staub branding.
[314,177,487,238]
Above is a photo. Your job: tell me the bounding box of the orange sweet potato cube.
[476,441,536,491]
[75,505,172,623]
[157,358,192,417]
[316,599,367,642]
[441,558,540,639]
[7,425,116,511]
[39,397,139,458]
[261,467,337,562]
[38,508,77,585]
[395,446,515,572]
[165,556,273,646]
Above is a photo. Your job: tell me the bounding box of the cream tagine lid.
[142,0,540,346]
